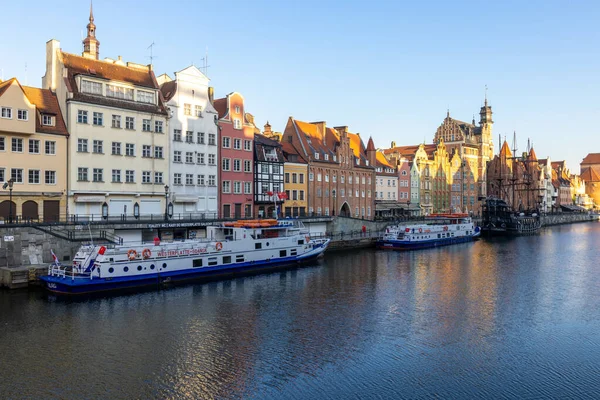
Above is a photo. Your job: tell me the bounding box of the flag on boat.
[50,249,59,266]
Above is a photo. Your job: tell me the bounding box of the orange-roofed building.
[580,153,600,208]
[0,78,68,223]
[281,118,375,219]
[42,7,169,223]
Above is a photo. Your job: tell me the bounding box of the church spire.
[82,1,100,59]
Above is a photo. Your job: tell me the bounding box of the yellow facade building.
[282,162,308,217]
[0,78,68,222]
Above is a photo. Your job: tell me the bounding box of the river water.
[1,223,600,399]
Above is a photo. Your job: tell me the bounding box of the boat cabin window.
[236,255,244,263]
[298,239,304,245]
[193,259,203,268]
[223,256,232,264]
[208,257,218,266]
[255,243,262,250]
[291,249,297,256]
[280,250,287,257]
[437,234,441,238]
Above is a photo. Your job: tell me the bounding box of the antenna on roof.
[201,46,210,76]
[147,42,157,65]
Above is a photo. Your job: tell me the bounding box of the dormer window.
[137,90,154,104]
[333,155,337,162]
[81,79,102,95]
[324,154,329,161]
[314,152,319,160]
[235,105,240,114]
[355,158,360,165]
[42,115,54,126]
[366,160,369,166]
[107,84,134,100]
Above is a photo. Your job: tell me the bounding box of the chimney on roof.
[311,121,327,146]
[43,39,61,91]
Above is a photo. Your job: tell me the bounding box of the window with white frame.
[208,154,216,165]
[244,140,252,151]
[142,145,151,158]
[222,180,231,193]
[233,119,242,129]
[93,140,103,154]
[155,172,163,184]
[1,107,12,119]
[186,174,194,185]
[81,80,102,95]
[233,181,241,194]
[45,170,56,185]
[197,153,205,164]
[233,159,241,172]
[309,172,314,181]
[29,139,40,154]
[154,146,163,159]
[106,84,134,100]
[77,139,88,153]
[17,109,28,120]
[155,121,163,133]
[137,90,154,104]
[222,137,231,148]
[125,170,135,183]
[197,132,205,144]
[233,138,241,149]
[186,131,194,143]
[209,175,216,186]
[184,103,191,116]
[92,168,103,182]
[126,117,135,130]
[197,174,205,185]
[112,169,121,183]
[12,138,23,152]
[195,105,202,117]
[92,112,103,126]
[244,160,251,172]
[42,115,54,126]
[142,119,151,132]
[186,152,194,163]
[142,171,152,183]
[112,142,122,155]
[77,167,88,181]
[208,133,216,145]
[78,110,88,124]
[173,173,182,185]
[244,181,251,194]
[222,158,231,171]
[125,143,135,156]
[28,169,40,184]
[317,173,322,182]
[112,115,121,128]
[11,168,23,183]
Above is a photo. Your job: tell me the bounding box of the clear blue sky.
[2,0,598,171]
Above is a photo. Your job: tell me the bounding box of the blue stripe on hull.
[40,250,325,295]
[376,235,475,250]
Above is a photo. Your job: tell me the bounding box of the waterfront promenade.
[1,222,599,399]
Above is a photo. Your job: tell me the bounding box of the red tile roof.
[213,98,227,119]
[22,85,68,136]
[159,80,177,102]
[581,153,600,165]
[499,141,512,158]
[0,78,14,97]
[581,167,600,182]
[376,151,394,168]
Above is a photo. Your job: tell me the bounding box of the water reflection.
[1,223,600,399]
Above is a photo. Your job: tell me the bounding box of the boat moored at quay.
[41,220,330,295]
[376,213,480,250]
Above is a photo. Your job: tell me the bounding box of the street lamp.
[164,185,169,221]
[2,179,14,224]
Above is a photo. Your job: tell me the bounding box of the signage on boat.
[3,235,14,242]
[147,222,213,229]
[155,248,208,257]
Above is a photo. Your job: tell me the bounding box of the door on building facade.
[340,202,351,217]
[234,204,242,219]
[223,205,231,219]
[0,200,17,222]
[43,200,60,222]
[22,200,39,221]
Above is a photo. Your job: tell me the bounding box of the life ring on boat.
[127,249,137,261]
[215,242,223,251]
[405,228,410,233]
[418,228,423,233]
[443,226,448,232]
[142,248,152,259]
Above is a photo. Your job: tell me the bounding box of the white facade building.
[42,11,170,220]
[158,66,219,218]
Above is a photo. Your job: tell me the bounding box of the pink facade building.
[214,93,255,218]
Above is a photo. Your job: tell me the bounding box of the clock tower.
[82,3,100,60]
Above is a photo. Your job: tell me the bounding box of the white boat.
[376,213,480,250]
[41,219,330,294]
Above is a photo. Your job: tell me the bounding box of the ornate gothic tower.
[82,3,100,59]
[479,97,494,159]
